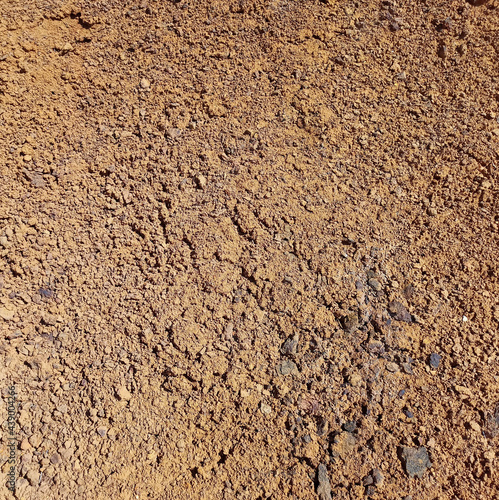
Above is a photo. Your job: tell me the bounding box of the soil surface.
[0,1,498,499]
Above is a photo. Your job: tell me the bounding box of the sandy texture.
[0,1,498,499]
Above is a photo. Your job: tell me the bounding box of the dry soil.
[0,1,498,499]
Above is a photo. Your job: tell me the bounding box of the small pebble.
[386,362,400,373]
[372,468,384,486]
[429,353,441,369]
[365,485,376,496]
[140,78,150,88]
[278,360,297,376]
[196,174,207,189]
[404,409,414,419]
[0,307,15,321]
[400,446,432,478]
[281,336,298,356]
[260,403,272,415]
[401,363,413,375]
[388,301,412,323]
[341,311,359,333]
[437,45,447,59]
[362,475,373,486]
[20,439,31,450]
[342,421,357,433]
[368,278,382,291]
[316,463,332,500]
[96,426,108,437]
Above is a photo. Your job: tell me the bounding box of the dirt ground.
[0,0,498,499]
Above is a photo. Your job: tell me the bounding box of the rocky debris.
[316,463,332,500]
[372,468,384,486]
[403,285,415,300]
[485,407,499,438]
[365,485,376,496]
[0,1,497,498]
[363,467,384,491]
[341,311,360,333]
[342,421,357,433]
[281,335,299,356]
[6,330,23,340]
[26,469,39,487]
[96,426,108,437]
[22,168,45,188]
[403,409,414,419]
[429,353,442,368]
[29,434,42,449]
[166,128,182,139]
[331,431,357,458]
[347,371,363,387]
[401,362,413,375]
[400,446,432,478]
[50,452,62,465]
[20,438,30,450]
[224,322,234,340]
[388,301,412,323]
[386,362,400,373]
[278,360,298,376]
[368,278,382,291]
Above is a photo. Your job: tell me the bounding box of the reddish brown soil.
[0,1,498,499]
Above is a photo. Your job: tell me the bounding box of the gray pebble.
[342,421,357,433]
[362,475,373,486]
[429,353,442,369]
[281,335,298,356]
[400,446,432,478]
[372,468,384,486]
[316,463,332,500]
[402,363,413,375]
[368,278,382,291]
[278,360,297,376]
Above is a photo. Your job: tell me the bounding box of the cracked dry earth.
[0,0,498,499]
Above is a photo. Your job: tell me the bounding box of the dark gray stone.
[362,475,373,486]
[281,336,298,356]
[400,446,432,478]
[429,353,442,368]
